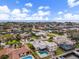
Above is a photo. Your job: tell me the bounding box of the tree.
[0,55,9,59]
[27,43,35,50]
[67,30,79,44]
[0,40,1,45]
[16,34,21,41]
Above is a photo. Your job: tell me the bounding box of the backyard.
[1,34,13,39]
[47,33,62,37]
[75,43,79,48]
[55,47,64,56]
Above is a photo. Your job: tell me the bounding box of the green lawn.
[1,34,13,38]
[6,40,20,45]
[27,43,35,50]
[75,43,79,48]
[31,36,37,39]
[47,33,55,37]
[47,39,53,42]
[32,51,37,55]
[55,47,64,56]
[43,56,51,59]
[47,33,60,37]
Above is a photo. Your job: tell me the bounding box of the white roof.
[45,41,57,47]
[32,40,46,49]
[53,36,67,44]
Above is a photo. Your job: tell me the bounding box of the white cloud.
[0,14,10,20]
[11,9,29,20]
[11,13,28,20]
[22,8,29,13]
[38,6,50,10]
[63,13,79,21]
[31,10,50,20]
[0,5,10,20]
[58,11,63,15]
[25,3,32,7]
[12,9,21,14]
[0,5,10,13]
[37,10,50,16]
[68,0,79,7]
[53,13,79,22]
[0,5,50,21]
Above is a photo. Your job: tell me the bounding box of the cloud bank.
[0,3,50,21]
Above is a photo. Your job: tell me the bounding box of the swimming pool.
[21,55,34,59]
[39,51,48,54]
[36,51,49,58]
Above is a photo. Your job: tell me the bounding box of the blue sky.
[0,0,79,22]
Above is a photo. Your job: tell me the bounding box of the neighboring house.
[0,25,4,31]
[45,41,58,51]
[53,36,68,44]
[32,40,58,51]
[0,45,30,59]
[32,30,47,36]
[20,33,31,39]
[53,36,75,45]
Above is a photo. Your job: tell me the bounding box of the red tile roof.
[0,45,30,59]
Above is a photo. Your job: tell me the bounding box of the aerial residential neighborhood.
[0,22,79,59]
[0,0,79,59]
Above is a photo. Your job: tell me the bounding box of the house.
[32,40,47,50]
[0,45,30,59]
[20,33,31,39]
[45,41,58,51]
[32,30,47,36]
[53,36,68,44]
[59,43,74,51]
[53,36,75,45]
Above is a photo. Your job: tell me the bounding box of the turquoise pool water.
[39,51,48,55]
[21,55,33,59]
[36,51,48,58]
